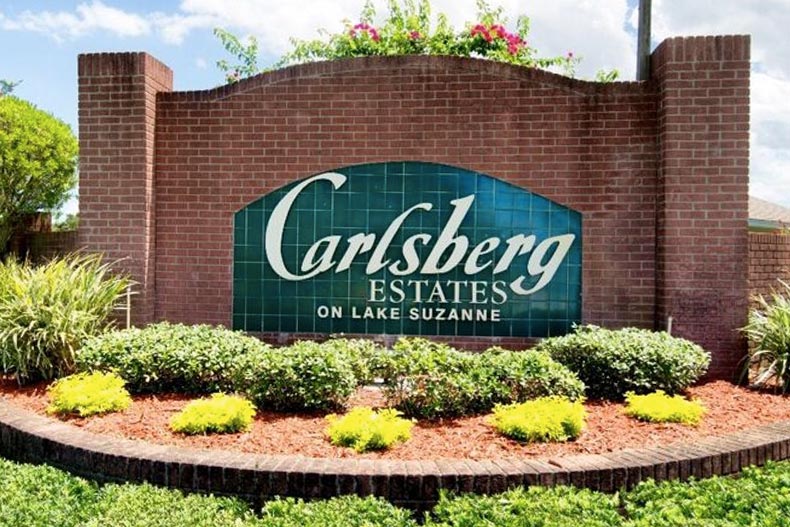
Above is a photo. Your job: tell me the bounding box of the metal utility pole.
[637,0,652,81]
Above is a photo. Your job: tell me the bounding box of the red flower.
[408,30,421,40]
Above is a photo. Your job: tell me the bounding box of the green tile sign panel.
[233,162,582,337]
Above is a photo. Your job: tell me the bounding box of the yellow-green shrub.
[47,372,131,417]
[623,390,706,425]
[325,407,414,452]
[170,393,256,435]
[489,397,586,443]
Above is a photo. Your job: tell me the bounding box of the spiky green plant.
[743,280,790,391]
[0,253,131,383]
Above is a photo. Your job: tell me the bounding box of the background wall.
[749,232,790,300]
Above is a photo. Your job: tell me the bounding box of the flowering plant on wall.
[215,0,618,83]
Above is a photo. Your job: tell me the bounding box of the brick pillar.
[78,53,172,325]
[652,36,751,379]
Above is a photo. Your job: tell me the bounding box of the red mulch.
[1,379,787,461]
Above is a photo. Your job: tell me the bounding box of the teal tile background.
[233,162,582,337]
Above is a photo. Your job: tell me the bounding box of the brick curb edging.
[1,400,788,510]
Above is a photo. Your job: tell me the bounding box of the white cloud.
[649,0,790,206]
[0,0,150,40]
[2,0,786,205]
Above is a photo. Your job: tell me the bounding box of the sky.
[1,0,789,215]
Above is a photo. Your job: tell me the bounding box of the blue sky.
[2,0,789,213]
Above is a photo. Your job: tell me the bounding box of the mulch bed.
[1,379,788,461]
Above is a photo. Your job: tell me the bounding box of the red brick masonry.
[749,232,790,300]
[0,400,787,509]
[77,35,751,378]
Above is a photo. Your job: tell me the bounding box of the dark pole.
[637,0,652,80]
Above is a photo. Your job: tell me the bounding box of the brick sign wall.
[78,35,751,378]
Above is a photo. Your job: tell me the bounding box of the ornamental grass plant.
[0,254,130,383]
[742,280,790,391]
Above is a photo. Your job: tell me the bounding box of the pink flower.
[490,24,508,39]
[471,24,492,42]
[408,30,421,40]
[350,22,379,41]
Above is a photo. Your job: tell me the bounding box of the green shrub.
[325,407,414,452]
[0,254,131,383]
[742,280,790,391]
[260,495,417,527]
[623,390,706,425]
[489,397,586,443]
[170,393,256,435]
[427,486,623,527]
[622,462,790,527]
[0,458,98,527]
[536,325,710,400]
[46,371,131,417]
[76,322,268,394]
[231,340,357,411]
[86,482,257,527]
[377,337,584,418]
[319,337,384,385]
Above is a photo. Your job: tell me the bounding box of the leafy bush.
[260,495,417,527]
[0,254,131,383]
[46,371,131,417]
[742,280,790,391]
[320,337,385,385]
[77,322,268,394]
[489,397,586,443]
[325,407,414,452]
[170,393,256,435]
[622,462,790,527]
[377,337,584,418]
[427,486,623,527]
[0,458,98,527]
[536,325,710,400]
[86,482,257,527]
[623,390,706,426]
[231,340,357,411]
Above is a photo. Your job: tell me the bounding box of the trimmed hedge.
[377,338,584,418]
[76,322,268,394]
[535,325,710,400]
[231,341,357,411]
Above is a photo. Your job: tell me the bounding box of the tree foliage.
[0,96,77,253]
[0,80,20,96]
[215,0,618,83]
